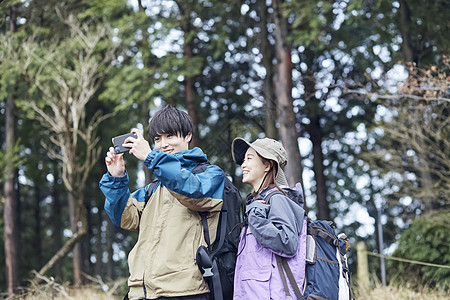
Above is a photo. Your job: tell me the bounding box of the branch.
[30,271,74,300]
[81,273,127,297]
[37,222,88,277]
[343,88,450,103]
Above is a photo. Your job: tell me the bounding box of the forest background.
[0,0,449,298]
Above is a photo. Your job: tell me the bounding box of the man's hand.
[105,147,126,177]
[123,128,152,161]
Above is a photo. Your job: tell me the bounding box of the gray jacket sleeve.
[246,194,305,257]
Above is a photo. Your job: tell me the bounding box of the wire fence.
[364,251,450,269]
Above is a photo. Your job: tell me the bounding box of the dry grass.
[5,286,122,300]
[3,277,448,300]
[1,273,126,300]
[10,285,449,300]
[355,283,449,300]
[23,288,119,300]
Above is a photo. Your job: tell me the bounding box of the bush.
[389,210,450,290]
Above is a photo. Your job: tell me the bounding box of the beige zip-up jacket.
[100,148,224,299]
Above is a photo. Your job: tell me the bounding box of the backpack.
[144,161,243,300]
[300,220,354,300]
[265,186,354,300]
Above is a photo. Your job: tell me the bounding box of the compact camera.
[113,132,137,154]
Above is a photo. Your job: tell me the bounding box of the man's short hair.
[149,105,193,141]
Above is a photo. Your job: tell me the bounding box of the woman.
[232,137,307,299]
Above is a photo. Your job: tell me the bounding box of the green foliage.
[0,140,25,185]
[78,0,131,21]
[389,210,450,290]
[284,0,334,49]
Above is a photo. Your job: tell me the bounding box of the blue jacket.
[99,147,225,300]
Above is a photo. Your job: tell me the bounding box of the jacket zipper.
[142,271,147,298]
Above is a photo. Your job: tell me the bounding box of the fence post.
[357,241,370,294]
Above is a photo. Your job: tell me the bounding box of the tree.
[175,0,202,147]
[0,2,22,295]
[2,12,119,285]
[353,0,450,67]
[272,0,304,187]
[363,58,449,215]
[258,1,278,140]
[277,0,381,222]
[0,142,23,295]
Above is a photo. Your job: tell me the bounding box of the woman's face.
[241,147,269,191]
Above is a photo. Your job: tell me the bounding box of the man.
[99,105,225,300]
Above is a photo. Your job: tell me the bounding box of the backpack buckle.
[196,246,214,278]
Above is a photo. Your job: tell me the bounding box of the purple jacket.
[233,186,307,299]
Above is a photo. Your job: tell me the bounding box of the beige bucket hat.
[232,137,289,186]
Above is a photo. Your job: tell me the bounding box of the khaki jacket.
[100,148,224,299]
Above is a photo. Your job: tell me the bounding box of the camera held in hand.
[113,132,137,154]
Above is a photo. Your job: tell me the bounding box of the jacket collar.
[246,185,300,205]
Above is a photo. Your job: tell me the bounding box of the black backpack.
[144,161,243,300]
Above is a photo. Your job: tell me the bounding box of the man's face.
[153,132,192,154]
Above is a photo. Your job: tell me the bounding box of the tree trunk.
[68,190,83,285]
[140,101,152,184]
[95,206,103,276]
[51,162,63,280]
[185,75,201,148]
[4,5,20,296]
[106,216,114,279]
[34,183,43,266]
[272,0,303,186]
[85,200,93,275]
[308,116,330,219]
[138,0,152,184]
[4,96,19,296]
[179,2,201,148]
[398,0,417,63]
[303,66,330,219]
[259,0,278,140]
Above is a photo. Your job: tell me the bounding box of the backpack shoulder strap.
[192,161,210,174]
[191,161,217,250]
[308,224,337,247]
[197,162,232,257]
[264,189,284,204]
[275,255,303,298]
[144,179,160,206]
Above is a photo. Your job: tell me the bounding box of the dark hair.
[253,155,286,199]
[149,105,193,142]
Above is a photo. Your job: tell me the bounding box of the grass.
[3,280,448,299]
[355,283,449,300]
[4,286,121,300]
[1,273,126,300]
